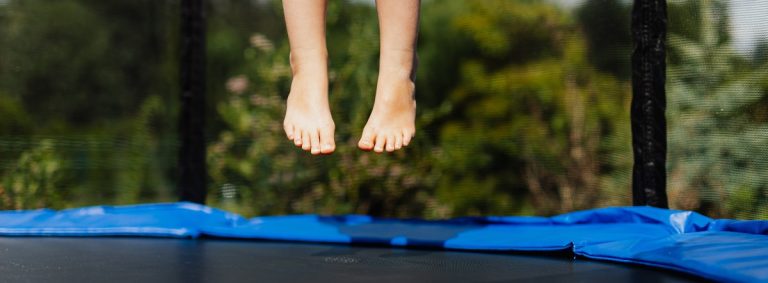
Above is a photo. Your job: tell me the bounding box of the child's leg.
[282,0,335,155]
[359,0,420,153]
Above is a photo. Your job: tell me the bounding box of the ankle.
[289,48,328,76]
[379,49,417,80]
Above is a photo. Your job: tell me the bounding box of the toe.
[302,131,311,151]
[320,128,336,154]
[284,123,294,140]
[358,128,375,151]
[386,134,395,152]
[395,134,403,150]
[403,130,413,146]
[374,134,386,153]
[310,129,321,155]
[293,129,303,147]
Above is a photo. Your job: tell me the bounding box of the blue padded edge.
[576,231,768,283]
[1,202,767,282]
[0,202,245,238]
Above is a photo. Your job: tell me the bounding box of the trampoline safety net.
[0,0,766,221]
[665,0,768,219]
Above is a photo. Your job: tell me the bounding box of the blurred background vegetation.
[0,0,765,219]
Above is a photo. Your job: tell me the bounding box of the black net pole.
[178,0,207,204]
[631,0,669,208]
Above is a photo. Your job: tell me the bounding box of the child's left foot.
[358,53,417,153]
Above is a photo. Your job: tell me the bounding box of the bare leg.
[359,0,419,153]
[282,0,335,155]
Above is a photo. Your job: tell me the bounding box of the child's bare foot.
[358,52,417,153]
[284,51,336,155]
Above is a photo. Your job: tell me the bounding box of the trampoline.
[1,202,767,282]
[2,0,768,282]
[0,238,700,282]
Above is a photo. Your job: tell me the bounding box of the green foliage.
[2,0,764,219]
[207,2,440,217]
[0,0,179,207]
[0,95,31,135]
[576,0,632,78]
[207,0,633,217]
[0,0,177,128]
[1,140,64,209]
[667,0,768,218]
[421,1,632,215]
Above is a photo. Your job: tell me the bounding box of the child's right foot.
[283,51,336,155]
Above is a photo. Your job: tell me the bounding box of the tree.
[420,1,632,215]
[208,0,634,217]
[666,0,768,218]
[0,0,179,207]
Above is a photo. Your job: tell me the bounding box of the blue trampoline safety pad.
[1,203,767,282]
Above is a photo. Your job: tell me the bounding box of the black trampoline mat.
[0,237,706,283]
